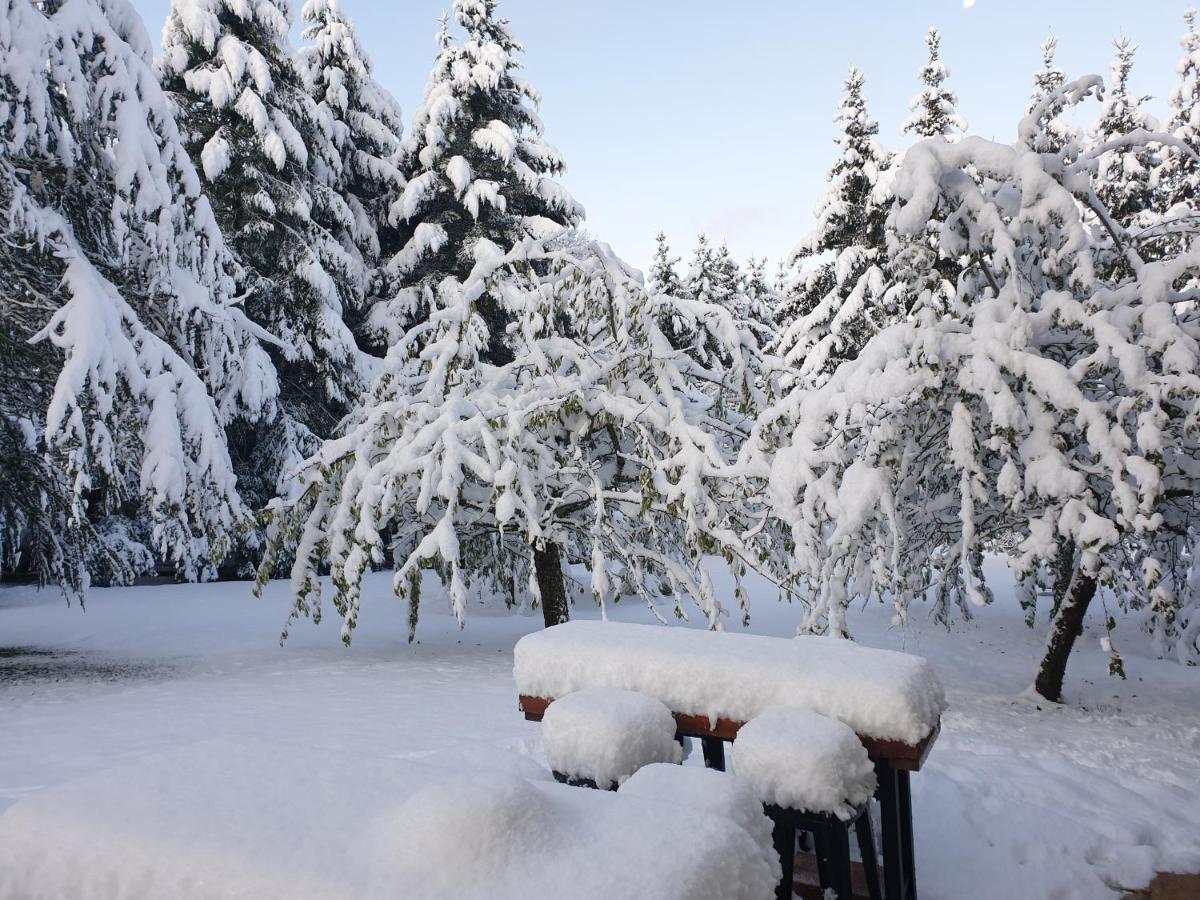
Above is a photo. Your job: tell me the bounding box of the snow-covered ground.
[2,566,1198,899]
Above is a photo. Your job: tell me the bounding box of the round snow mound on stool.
[734,708,876,820]
[542,687,682,789]
[620,763,780,876]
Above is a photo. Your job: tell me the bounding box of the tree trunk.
[533,541,569,629]
[1051,539,1075,618]
[1034,566,1098,703]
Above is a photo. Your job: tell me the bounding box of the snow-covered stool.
[735,708,881,900]
[541,687,682,790]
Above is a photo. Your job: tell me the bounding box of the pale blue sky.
[132,0,1189,272]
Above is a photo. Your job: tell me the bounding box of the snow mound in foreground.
[0,738,778,900]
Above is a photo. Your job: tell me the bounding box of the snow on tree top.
[514,620,946,745]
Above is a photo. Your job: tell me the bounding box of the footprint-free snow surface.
[2,564,1198,898]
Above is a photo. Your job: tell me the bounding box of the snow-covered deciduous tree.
[262,235,787,642]
[775,67,894,388]
[373,0,583,357]
[0,0,278,590]
[159,0,378,503]
[755,77,1200,701]
[902,27,967,141]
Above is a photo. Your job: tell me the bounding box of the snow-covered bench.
[515,620,946,900]
[736,708,882,900]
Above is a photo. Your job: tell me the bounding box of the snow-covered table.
[515,620,947,900]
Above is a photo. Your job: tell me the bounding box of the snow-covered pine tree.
[708,241,774,350]
[1089,38,1159,254]
[299,0,406,345]
[713,242,743,299]
[262,234,789,641]
[1024,37,1079,154]
[683,233,720,305]
[373,0,584,359]
[1,0,279,590]
[159,0,378,504]
[648,230,697,351]
[902,27,967,141]
[774,67,894,388]
[1150,9,1200,258]
[741,256,777,350]
[648,231,684,297]
[754,76,1200,701]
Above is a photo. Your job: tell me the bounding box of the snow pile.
[515,620,946,744]
[542,687,681,788]
[621,762,780,877]
[734,709,876,819]
[0,737,778,900]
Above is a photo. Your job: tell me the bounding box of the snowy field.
[2,567,1198,899]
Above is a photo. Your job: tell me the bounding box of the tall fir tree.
[902,27,967,141]
[373,0,584,360]
[299,0,406,336]
[159,0,378,504]
[775,67,894,387]
[1,0,278,590]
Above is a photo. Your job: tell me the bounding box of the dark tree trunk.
[533,541,569,629]
[1034,566,1098,703]
[1051,539,1075,618]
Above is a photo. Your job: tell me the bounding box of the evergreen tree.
[684,234,724,307]
[1,0,278,590]
[159,0,377,503]
[373,0,584,359]
[741,256,777,349]
[299,0,406,328]
[775,67,894,387]
[1090,39,1158,232]
[1024,37,1079,154]
[712,242,744,300]
[648,231,683,297]
[902,28,967,141]
[1151,9,1200,255]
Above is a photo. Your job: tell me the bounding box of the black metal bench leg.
[875,759,904,900]
[856,807,883,900]
[700,736,725,771]
[770,813,795,900]
[827,823,852,899]
[897,770,916,900]
[812,824,833,895]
